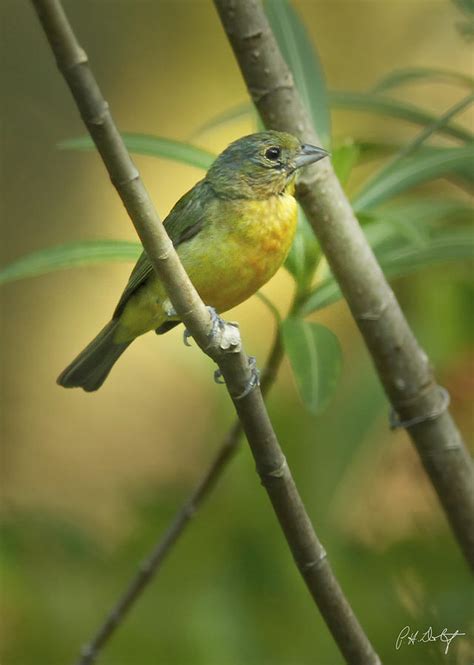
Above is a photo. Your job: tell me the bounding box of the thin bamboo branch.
[31,1,380,663]
[75,327,284,665]
[75,291,304,664]
[213,0,474,569]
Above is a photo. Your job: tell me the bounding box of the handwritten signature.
[395,625,466,655]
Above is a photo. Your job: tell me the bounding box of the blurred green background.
[1,1,473,664]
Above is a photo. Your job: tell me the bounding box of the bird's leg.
[183,328,193,347]
[234,355,260,399]
[207,306,224,339]
[184,306,251,392]
[162,298,177,318]
[183,306,221,346]
[214,355,260,400]
[213,367,226,384]
[205,307,241,354]
[183,306,240,350]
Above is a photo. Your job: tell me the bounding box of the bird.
[57,131,327,391]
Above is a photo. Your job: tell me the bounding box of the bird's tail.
[57,320,132,392]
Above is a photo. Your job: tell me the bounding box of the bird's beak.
[294,144,328,169]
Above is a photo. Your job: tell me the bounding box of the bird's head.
[206,131,328,199]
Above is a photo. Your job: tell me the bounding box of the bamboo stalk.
[213,0,474,570]
[31,1,381,663]
[75,333,283,665]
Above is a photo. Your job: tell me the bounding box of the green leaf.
[352,144,474,212]
[374,199,473,226]
[329,91,473,143]
[355,140,403,163]
[284,207,320,290]
[394,93,474,161]
[367,199,473,248]
[192,103,255,138]
[412,145,474,190]
[349,141,474,190]
[256,292,282,324]
[189,89,474,144]
[331,141,360,185]
[0,241,141,285]
[265,0,331,147]
[378,231,474,278]
[281,318,342,414]
[300,227,474,315]
[59,134,216,170]
[300,280,340,314]
[372,67,474,93]
[352,96,474,211]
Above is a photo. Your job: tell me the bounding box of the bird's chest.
[184,194,297,311]
[231,195,297,274]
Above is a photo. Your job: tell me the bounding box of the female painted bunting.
[58,131,327,391]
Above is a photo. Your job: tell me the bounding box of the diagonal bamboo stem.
[213,0,474,570]
[75,331,284,665]
[31,1,381,663]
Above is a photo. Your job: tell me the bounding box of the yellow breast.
[116,191,297,341]
[183,192,298,312]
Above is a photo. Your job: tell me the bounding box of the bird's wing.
[113,180,210,317]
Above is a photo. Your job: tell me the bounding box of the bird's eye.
[265,146,281,161]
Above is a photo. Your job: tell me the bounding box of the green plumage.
[57,321,130,392]
[58,131,327,391]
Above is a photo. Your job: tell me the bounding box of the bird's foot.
[214,355,260,400]
[183,306,241,353]
[206,307,240,351]
[213,367,225,384]
[163,299,177,318]
[183,305,220,346]
[207,306,224,339]
[183,307,240,352]
[236,356,260,399]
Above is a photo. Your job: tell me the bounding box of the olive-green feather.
[57,320,131,392]
[57,131,327,392]
[114,180,211,317]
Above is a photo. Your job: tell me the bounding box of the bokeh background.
[1,1,473,664]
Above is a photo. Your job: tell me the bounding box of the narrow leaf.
[192,103,254,138]
[59,134,216,170]
[372,67,474,93]
[383,93,474,167]
[368,199,473,248]
[377,231,474,278]
[0,241,141,285]
[373,199,473,226]
[189,91,473,145]
[284,207,320,289]
[331,142,360,185]
[301,228,474,315]
[352,144,474,212]
[265,0,331,147]
[256,292,282,324]
[352,142,474,190]
[281,318,342,414]
[330,91,473,143]
[300,280,341,314]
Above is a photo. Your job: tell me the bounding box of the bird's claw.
[235,356,260,400]
[206,306,241,352]
[206,306,224,339]
[213,356,260,399]
[214,368,225,384]
[183,329,193,347]
[183,307,231,348]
